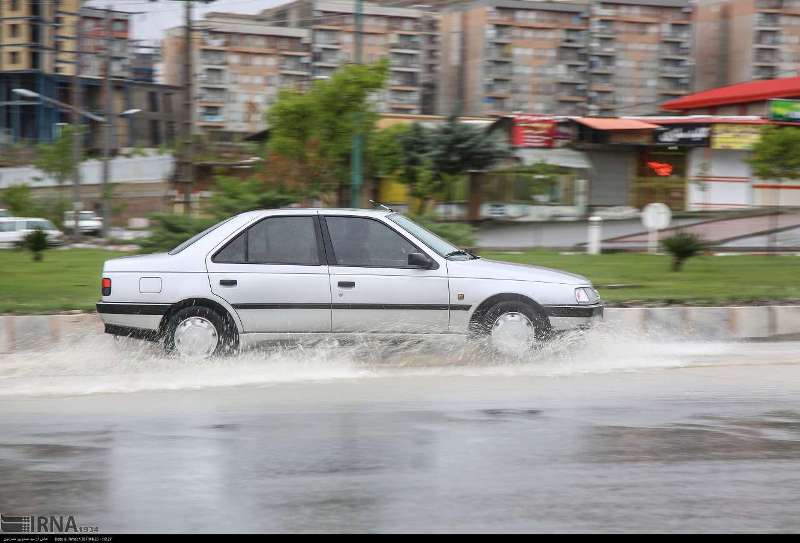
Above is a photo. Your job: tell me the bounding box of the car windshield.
[168,218,233,255]
[388,214,476,260]
[27,219,56,231]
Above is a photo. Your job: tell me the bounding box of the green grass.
[481,250,800,305]
[1,248,799,314]
[0,249,124,314]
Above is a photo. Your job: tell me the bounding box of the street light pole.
[71,0,84,244]
[350,0,364,208]
[101,7,114,239]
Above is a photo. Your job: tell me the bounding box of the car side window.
[325,216,417,268]
[213,216,321,266]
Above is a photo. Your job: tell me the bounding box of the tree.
[35,125,83,191]
[266,59,389,204]
[749,126,800,250]
[428,117,510,179]
[1,184,37,216]
[750,126,800,181]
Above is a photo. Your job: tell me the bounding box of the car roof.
[235,208,395,220]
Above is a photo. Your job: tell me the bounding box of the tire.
[163,306,239,358]
[470,300,551,354]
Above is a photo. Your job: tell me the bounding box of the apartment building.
[262,0,435,115]
[438,0,694,117]
[163,12,312,139]
[693,0,800,91]
[0,1,179,145]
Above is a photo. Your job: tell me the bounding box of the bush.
[137,213,218,254]
[661,232,705,272]
[411,214,476,248]
[20,228,49,261]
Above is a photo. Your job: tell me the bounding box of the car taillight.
[101,277,111,296]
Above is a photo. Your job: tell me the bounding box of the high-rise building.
[163,12,312,139]
[693,0,800,91]
[438,0,694,117]
[0,1,179,146]
[261,0,437,115]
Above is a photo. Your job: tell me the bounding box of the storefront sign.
[511,115,557,148]
[654,124,711,146]
[711,124,762,150]
[768,99,800,123]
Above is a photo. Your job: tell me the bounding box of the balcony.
[486,46,513,62]
[756,14,782,28]
[390,37,421,51]
[487,26,513,43]
[756,0,783,8]
[200,113,224,123]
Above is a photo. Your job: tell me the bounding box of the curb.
[2,306,800,354]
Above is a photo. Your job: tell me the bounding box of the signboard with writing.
[711,124,762,150]
[654,124,711,146]
[511,115,557,148]
[768,99,800,123]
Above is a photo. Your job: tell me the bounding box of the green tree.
[428,116,510,179]
[208,176,300,220]
[1,184,38,216]
[750,126,800,181]
[35,125,82,190]
[266,59,389,203]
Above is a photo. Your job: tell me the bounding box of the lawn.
[481,250,800,304]
[1,248,799,314]
[0,249,124,314]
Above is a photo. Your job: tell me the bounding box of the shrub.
[20,228,49,261]
[411,214,476,248]
[137,213,218,254]
[661,232,705,272]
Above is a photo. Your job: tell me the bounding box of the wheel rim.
[490,312,536,354]
[173,316,219,357]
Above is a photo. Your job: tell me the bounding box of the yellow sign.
[711,124,762,150]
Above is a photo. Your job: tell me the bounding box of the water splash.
[0,325,791,397]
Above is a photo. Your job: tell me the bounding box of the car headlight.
[575,287,599,305]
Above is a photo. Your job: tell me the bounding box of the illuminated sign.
[711,124,762,150]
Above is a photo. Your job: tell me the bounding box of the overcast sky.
[88,0,287,42]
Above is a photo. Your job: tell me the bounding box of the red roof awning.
[662,77,800,111]
[574,117,661,130]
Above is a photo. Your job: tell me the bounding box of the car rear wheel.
[164,306,238,358]
[471,300,551,355]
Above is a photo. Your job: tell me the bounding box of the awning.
[574,117,661,130]
[516,148,591,169]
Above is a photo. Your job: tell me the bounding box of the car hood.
[103,252,205,273]
[446,258,590,285]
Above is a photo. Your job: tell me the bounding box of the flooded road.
[1,331,800,533]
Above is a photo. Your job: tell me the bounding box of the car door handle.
[338,281,356,289]
[219,279,237,287]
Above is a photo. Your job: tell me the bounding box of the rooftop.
[662,77,800,111]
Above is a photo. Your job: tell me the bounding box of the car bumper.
[544,304,604,332]
[96,302,169,334]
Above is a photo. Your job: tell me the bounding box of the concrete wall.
[2,306,800,353]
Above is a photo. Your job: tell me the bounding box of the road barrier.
[2,306,800,353]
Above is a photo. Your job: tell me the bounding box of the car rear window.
[168,218,233,255]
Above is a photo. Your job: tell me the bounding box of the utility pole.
[101,7,114,239]
[70,1,84,244]
[350,0,363,208]
[181,0,195,215]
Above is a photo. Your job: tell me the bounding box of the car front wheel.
[163,306,238,358]
[471,300,551,355]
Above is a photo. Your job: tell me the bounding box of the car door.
[0,220,16,247]
[206,214,332,333]
[322,215,450,334]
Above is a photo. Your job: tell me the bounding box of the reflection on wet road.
[1,332,800,533]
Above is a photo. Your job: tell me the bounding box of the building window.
[10,0,19,12]
[9,51,20,64]
[148,91,159,112]
[149,120,161,146]
[10,24,19,38]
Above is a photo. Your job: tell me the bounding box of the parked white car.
[97,209,602,357]
[0,217,64,248]
[64,210,103,235]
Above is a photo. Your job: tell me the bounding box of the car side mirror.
[408,252,433,269]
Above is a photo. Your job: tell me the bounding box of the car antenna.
[369,200,394,212]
